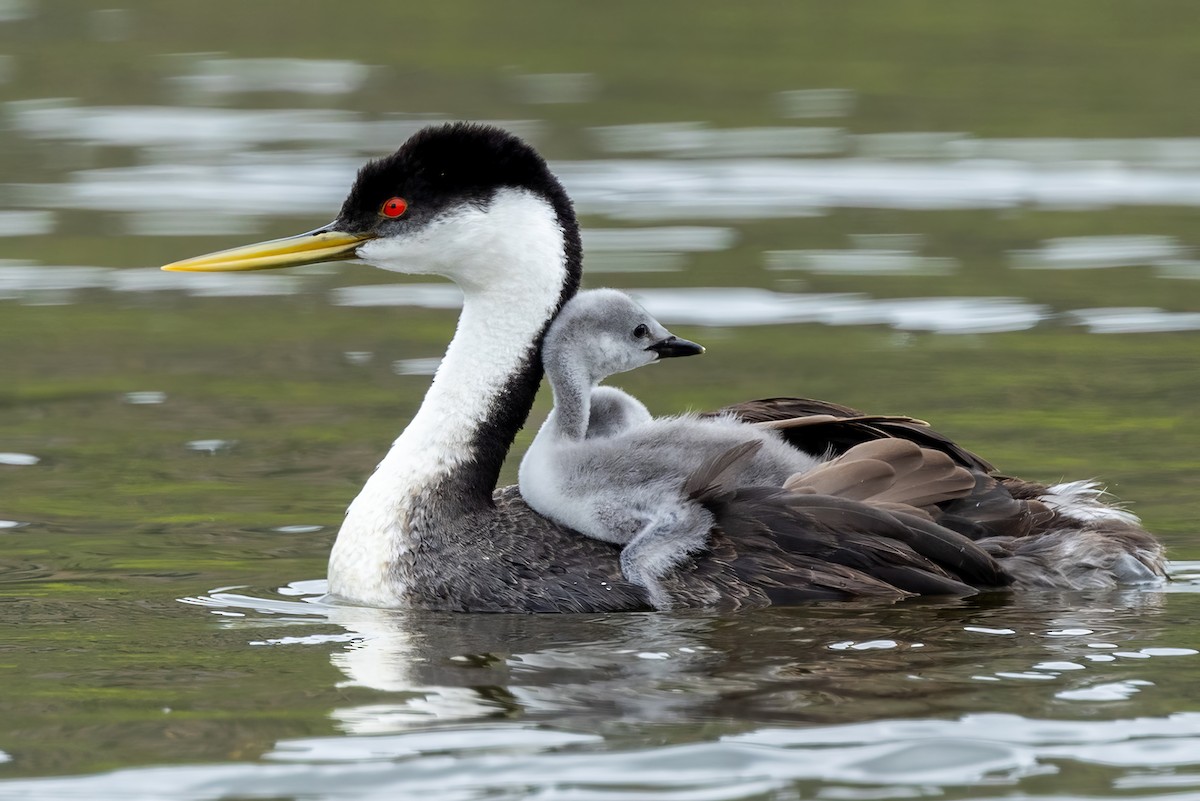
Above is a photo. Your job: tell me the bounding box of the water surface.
[2,3,1199,799]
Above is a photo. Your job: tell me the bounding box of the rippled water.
[3,3,1200,799]
[2,571,1200,800]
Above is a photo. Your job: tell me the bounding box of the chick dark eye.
[632,324,649,339]
[380,197,408,218]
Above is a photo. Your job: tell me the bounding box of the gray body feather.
[585,387,651,438]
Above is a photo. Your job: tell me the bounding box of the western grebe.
[163,123,1166,611]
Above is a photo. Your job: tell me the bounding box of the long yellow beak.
[161,228,374,272]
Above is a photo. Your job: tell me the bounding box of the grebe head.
[545,289,705,385]
[161,123,579,291]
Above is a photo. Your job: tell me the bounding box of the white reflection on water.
[1,265,1060,334]
[775,88,856,119]
[1070,308,1200,334]
[123,391,166,405]
[267,726,601,762]
[766,249,957,276]
[631,288,1048,333]
[591,123,846,157]
[1056,679,1154,701]
[9,101,364,147]
[0,264,109,296]
[556,158,1200,222]
[1010,235,1186,270]
[27,262,1200,337]
[391,358,441,377]
[950,137,1200,167]
[0,210,54,237]
[2,713,1199,800]
[331,283,463,309]
[343,351,374,366]
[133,577,1200,800]
[272,525,325,535]
[728,711,1200,758]
[631,288,856,327]
[168,57,371,97]
[109,267,305,297]
[582,226,737,252]
[0,0,31,23]
[585,252,687,273]
[11,100,1200,219]
[7,100,541,155]
[1157,260,1200,280]
[186,439,233,455]
[17,162,351,215]
[14,129,1200,222]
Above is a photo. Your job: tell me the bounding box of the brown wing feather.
[783,438,977,509]
[715,396,996,472]
[685,452,1010,597]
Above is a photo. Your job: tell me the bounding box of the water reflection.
[561,158,1200,219]
[169,57,371,98]
[581,226,737,252]
[0,262,1078,333]
[330,283,462,309]
[765,248,957,276]
[0,264,303,300]
[632,288,1047,333]
[0,264,109,304]
[1070,308,1200,334]
[0,0,31,23]
[186,581,1200,729]
[185,439,234,455]
[1,4,1199,799]
[15,105,1200,222]
[585,252,687,273]
[7,99,541,157]
[1010,235,1185,270]
[0,210,53,237]
[9,100,366,148]
[3,264,1069,333]
[729,712,1200,769]
[590,123,846,157]
[774,88,856,119]
[122,391,167,406]
[73,582,1185,799]
[391,358,441,377]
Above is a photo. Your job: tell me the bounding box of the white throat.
[328,189,572,607]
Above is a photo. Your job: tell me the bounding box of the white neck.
[327,189,573,607]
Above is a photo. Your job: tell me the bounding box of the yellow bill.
[161,228,373,272]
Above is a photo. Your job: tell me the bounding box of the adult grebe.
[163,123,1166,611]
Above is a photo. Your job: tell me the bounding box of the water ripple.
[2,714,1199,800]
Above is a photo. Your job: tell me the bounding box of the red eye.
[381,197,408,218]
